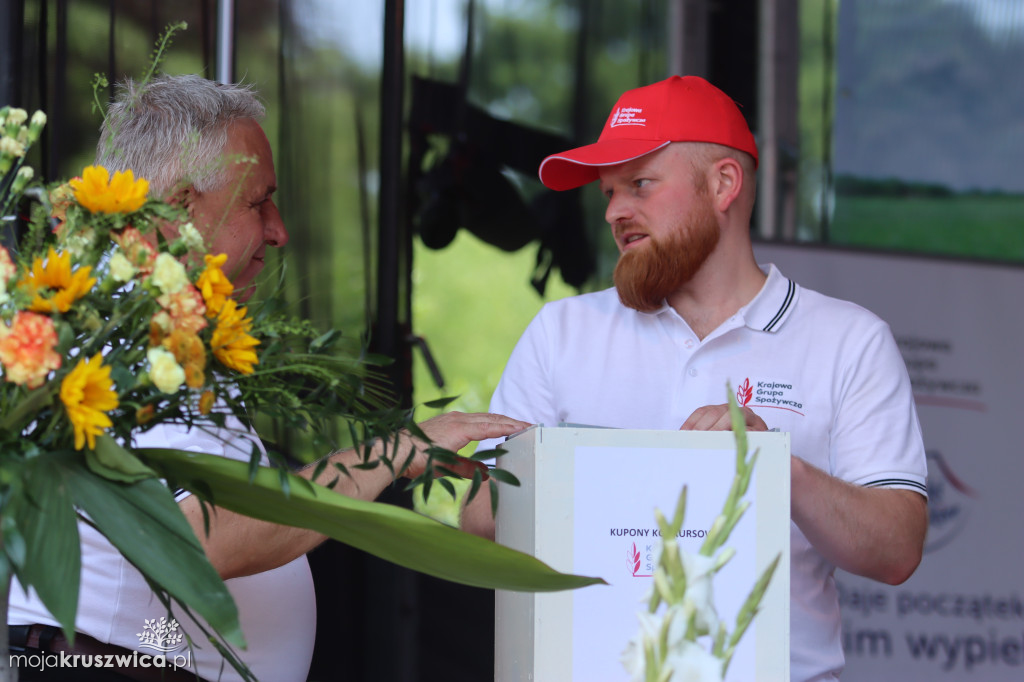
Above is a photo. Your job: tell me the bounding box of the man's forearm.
[180,442,399,580]
[791,455,927,585]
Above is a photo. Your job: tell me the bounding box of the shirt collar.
[738,264,799,333]
[626,263,799,332]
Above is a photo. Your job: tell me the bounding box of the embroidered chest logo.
[736,377,804,415]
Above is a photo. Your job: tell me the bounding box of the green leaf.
[1,514,26,569]
[486,468,521,487]
[422,396,457,409]
[469,447,507,461]
[309,329,341,353]
[55,453,245,648]
[138,447,605,593]
[14,455,82,637]
[87,435,158,483]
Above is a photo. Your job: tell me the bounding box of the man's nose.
[604,192,633,226]
[264,201,289,248]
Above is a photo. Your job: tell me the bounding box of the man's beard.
[613,197,720,312]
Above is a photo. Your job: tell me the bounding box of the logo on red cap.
[609,107,647,128]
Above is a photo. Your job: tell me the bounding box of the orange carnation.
[0,311,62,388]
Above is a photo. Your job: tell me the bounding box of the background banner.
[755,242,1024,680]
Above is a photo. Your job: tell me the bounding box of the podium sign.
[495,426,790,682]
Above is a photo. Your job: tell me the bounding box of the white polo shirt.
[485,264,927,682]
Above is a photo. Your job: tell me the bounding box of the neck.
[665,243,765,340]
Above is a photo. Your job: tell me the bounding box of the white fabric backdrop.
[755,243,1024,680]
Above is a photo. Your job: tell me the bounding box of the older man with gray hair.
[9,74,527,682]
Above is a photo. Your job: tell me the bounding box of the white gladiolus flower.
[147,347,186,394]
[0,136,26,157]
[680,552,720,636]
[5,108,27,125]
[151,252,189,294]
[621,611,663,681]
[30,110,46,127]
[663,640,723,682]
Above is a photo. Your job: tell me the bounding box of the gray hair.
[96,74,265,196]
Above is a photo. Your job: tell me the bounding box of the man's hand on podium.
[680,404,768,432]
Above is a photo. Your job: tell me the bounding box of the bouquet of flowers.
[621,390,781,682]
[0,104,600,678]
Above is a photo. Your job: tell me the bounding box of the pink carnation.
[156,284,208,335]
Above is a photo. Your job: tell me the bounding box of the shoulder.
[786,277,892,340]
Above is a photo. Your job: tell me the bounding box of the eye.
[633,178,651,190]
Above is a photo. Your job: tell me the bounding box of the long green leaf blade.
[139,447,605,593]
[15,455,81,636]
[57,454,245,648]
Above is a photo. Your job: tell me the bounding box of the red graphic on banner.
[736,378,753,407]
[630,542,641,575]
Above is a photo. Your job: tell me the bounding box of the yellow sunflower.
[69,165,149,214]
[60,353,119,450]
[211,299,259,374]
[196,253,234,317]
[21,247,96,313]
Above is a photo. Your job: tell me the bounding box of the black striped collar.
[739,264,799,333]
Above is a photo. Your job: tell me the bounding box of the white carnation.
[147,347,185,394]
[179,222,205,253]
[151,253,189,294]
[109,252,137,282]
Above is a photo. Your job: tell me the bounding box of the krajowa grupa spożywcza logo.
[629,541,653,577]
[735,377,805,416]
[609,107,647,128]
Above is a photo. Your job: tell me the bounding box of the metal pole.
[0,0,23,107]
[757,0,778,240]
[215,0,234,84]
[376,0,407,389]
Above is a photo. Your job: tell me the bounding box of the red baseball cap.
[538,75,758,191]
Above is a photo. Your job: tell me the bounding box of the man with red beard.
[472,76,928,682]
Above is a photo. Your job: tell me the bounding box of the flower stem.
[0,546,18,682]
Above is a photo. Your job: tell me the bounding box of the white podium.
[495,426,790,682]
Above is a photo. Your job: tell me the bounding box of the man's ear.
[709,157,744,213]
[166,185,196,215]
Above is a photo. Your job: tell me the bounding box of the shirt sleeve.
[478,306,561,452]
[134,405,268,502]
[830,318,928,497]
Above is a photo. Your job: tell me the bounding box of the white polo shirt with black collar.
[486,263,927,682]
